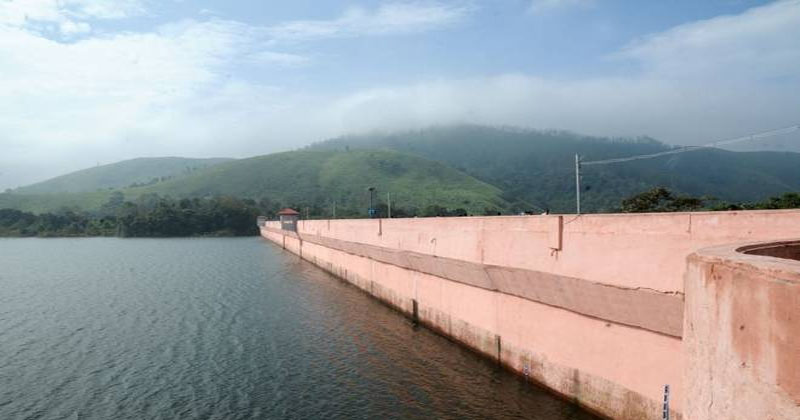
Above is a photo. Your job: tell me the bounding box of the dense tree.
[0,195,260,237]
[713,192,800,211]
[621,188,800,213]
[620,187,706,213]
[753,192,800,209]
[421,205,468,217]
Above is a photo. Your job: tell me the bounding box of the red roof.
[277,208,300,216]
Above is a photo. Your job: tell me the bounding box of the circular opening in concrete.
[736,240,800,261]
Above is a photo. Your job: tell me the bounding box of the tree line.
[620,188,800,213]
[0,192,491,238]
[2,189,798,237]
[0,193,261,237]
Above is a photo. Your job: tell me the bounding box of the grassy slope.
[312,125,800,212]
[0,191,111,213]
[137,149,506,214]
[0,149,506,214]
[13,157,234,194]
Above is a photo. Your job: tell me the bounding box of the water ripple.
[0,238,598,420]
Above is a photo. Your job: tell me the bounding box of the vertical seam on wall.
[479,218,486,264]
[494,278,500,362]
[413,270,418,302]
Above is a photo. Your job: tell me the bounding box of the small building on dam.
[258,209,800,420]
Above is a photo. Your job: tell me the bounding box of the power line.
[574,123,800,213]
[582,124,800,166]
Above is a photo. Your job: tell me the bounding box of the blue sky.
[91,0,774,90]
[1,0,799,188]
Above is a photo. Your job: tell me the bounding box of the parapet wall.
[260,210,800,420]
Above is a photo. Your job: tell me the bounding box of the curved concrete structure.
[259,210,800,419]
[684,240,800,420]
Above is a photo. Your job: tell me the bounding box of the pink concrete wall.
[268,229,682,418]
[262,210,800,419]
[684,241,800,420]
[291,210,800,293]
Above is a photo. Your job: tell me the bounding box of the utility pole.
[368,187,376,218]
[387,192,391,218]
[305,207,310,220]
[575,154,582,215]
[332,200,336,219]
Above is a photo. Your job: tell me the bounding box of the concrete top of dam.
[277,209,800,294]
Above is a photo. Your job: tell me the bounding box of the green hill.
[5,125,800,215]
[311,125,800,212]
[13,157,234,194]
[0,149,507,215]
[0,191,113,214]
[136,149,507,215]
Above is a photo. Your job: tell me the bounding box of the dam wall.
[260,210,800,419]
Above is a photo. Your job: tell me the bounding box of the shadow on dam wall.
[259,210,800,420]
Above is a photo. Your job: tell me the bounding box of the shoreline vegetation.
[0,192,488,238]
[0,194,261,238]
[1,189,798,238]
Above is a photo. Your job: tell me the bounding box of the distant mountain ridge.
[310,125,800,212]
[13,157,234,195]
[3,125,800,214]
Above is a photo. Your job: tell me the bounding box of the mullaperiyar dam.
[259,209,800,420]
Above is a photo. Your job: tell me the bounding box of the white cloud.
[0,0,64,26]
[0,2,477,189]
[312,73,797,146]
[267,1,474,41]
[0,0,146,37]
[58,19,91,35]
[1,1,799,190]
[528,0,595,14]
[65,0,147,20]
[311,0,800,146]
[618,0,800,80]
[247,50,310,67]
[320,1,800,142]
[0,17,274,185]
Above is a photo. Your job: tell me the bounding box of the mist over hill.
[12,157,234,195]
[311,125,800,212]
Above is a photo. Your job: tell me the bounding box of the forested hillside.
[311,125,800,212]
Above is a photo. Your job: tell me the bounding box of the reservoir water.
[0,237,598,420]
